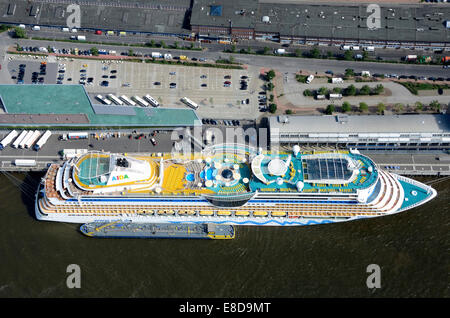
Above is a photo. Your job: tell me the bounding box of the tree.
[359,85,371,95]
[90,47,99,56]
[429,100,441,112]
[362,51,369,60]
[377,103,385,114]
[325,104,335,115]
[266,70,276,81]
[393,103,404,113]
[269,94,274,102]
[285,109,293,114]
[374,84,384,95]
[359,102,369,112]
[318,87,329,96]
[266,82,275,91]
[342,101,351,113]
[294,48,302,57]
[332,87,342,94]
[229,55,235,64]
[310,47,320,59]
[303,89,313,97]
[344,84,356,96]
[345,68,355,77]
[159,40,166,48]
[414,101,423,112]
[344,50,352,61]
[269,103,277,113]
[173,41,179,49]
[128,49,134,56]
[13,27,26,38]
[150,40,156,47]
[263,46,270,55]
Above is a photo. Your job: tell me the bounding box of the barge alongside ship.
[35,144,437,227]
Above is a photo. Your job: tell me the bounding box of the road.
[10,36,450,79]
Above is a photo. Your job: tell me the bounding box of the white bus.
[132,96,149,107]
[96,94,111,105]
[120,95,136,106]
[144,94,160,107]
[107,94,124,105]
[181,97,199,110]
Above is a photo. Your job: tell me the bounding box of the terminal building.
[269,114,450,151]
[0,85,201,128]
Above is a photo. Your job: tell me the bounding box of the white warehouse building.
[269,114,450,151]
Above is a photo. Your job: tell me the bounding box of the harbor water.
[0,172,448,297]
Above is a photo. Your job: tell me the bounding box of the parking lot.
[8,53,265,119]
[6,57,57,85]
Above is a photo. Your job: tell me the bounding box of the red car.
[224,81,231,85]
[95,30,102,35]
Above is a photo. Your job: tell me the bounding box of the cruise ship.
[35,144,437,226]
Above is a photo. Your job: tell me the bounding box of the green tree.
[285,109,293,114]
[150,40,156,47]
[332,87,342,94]
[160,40,166,48]
[318,87,329,96]
[266,70,276,81]
[266,82,275,91]
[325,104,335,115]
[393,103,404,113]
[13,27,26,38]
[269,94,274,102]
[359,102,369,112]
[374,84,384,95]
[414,101,423,112]
[310,47,320,59]
[429,100,441,112]
[173,41,179,49]
[269,103,277,113]
[263,47,270,55]
[377,103,385,114]
[344,84,356,96]
[90,47,99,56]
[362,51,369,60]
[303,89,313,97]
[342,101,351,113]
[344,50,352,61]
[359,85,371,95]
[345,68,355,77]
[128,49,134,56]
[295,48,302,57]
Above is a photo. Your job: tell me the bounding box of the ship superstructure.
[36,144,437,226]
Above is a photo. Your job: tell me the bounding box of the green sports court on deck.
[0,84,201,128]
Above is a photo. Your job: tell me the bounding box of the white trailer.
[132,96,149,107]
[19,130,34,148]
[144,94,160,107]
[24,130,41,148]
[32,26,40,31]
[151,52,162,58]
[120,95,136,106]
[341,45,351,50]
[0,130,18,150]
[77,35,86,41]
[34,130,51,151]
[275,48,286,54]
[331,77,344,84]
[364,46,375,52]
[14,159,36,167]
[181,97,199,110]
[107,94,124,105]
[12,130,28,148]
[329,93,343,100]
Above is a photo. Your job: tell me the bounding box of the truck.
[76,35,86,41]
[351,46,360,51]
[67,132,88,140]
[179,55,187,60]
[14,159,36,167]
[18,24,26,29]
[12,130,28,148]
[95,30,102,35]
[34,130,51,151]
[62,27,69,32]
[306,75,314,84]
[19,130,34,148]
[0,130,18,150]
[151,52,162,58]
[164,53,172,60]
[331,77,344,84]
[361,71,371,77]
[24,130,41,148]
[274,48,286,55]
[341,45,351,50]
[364,46,375,52]
[32,26,40,31]
[442,56,450,64]
[405,55,417,62]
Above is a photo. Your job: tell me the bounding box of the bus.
[144,94,160,107]
[132,96,149,107]
[107,94,124,105]
[120,95,136,106]
[181,97,199,110]
[96,94,111,105]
